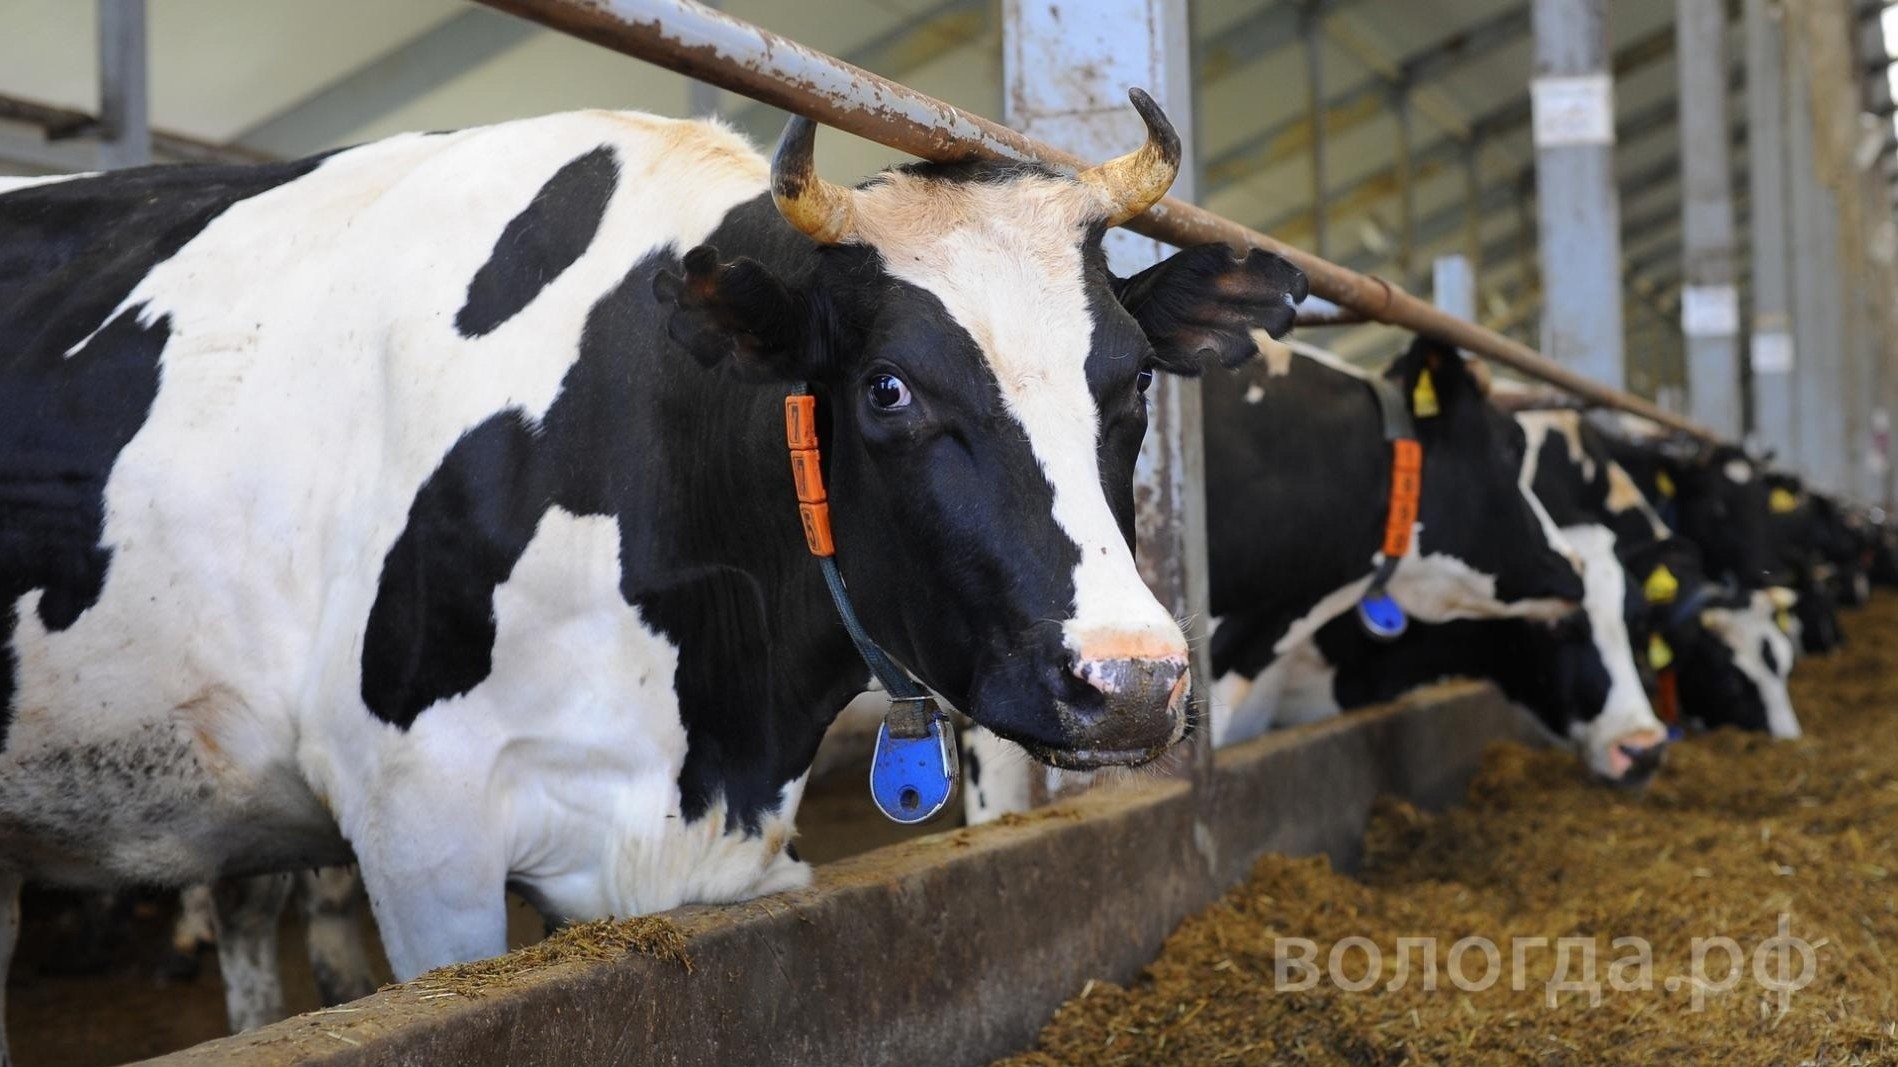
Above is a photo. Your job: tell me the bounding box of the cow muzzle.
[1596,728,1669,787]
[1034,654,1191,770]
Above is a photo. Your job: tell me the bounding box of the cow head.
[1623,539,1801,739]
[1674,444,1779,588]
[1550,525,1670,783]
[1681,589,1801,738]
[1384,338,1584,620]
[656,92,1307,769]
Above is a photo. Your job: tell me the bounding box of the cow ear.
[1387,335,1480,418]
[654,245,810,381]
[1113,244,1308,375]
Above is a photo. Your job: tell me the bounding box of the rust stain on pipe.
[469,0,1717,441]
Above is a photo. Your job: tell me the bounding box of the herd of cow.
[0,92,1888,1060]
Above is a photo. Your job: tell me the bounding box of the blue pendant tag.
[870,713,958,824]
[1358,592,1408,640]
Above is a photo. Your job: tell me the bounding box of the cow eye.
[1136,367,1155,394]
[868,373,911,410]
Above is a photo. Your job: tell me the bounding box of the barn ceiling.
[1,0,1894,389]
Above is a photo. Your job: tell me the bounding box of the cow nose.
[1604,729,1669,787]
[1064,655,1190,757]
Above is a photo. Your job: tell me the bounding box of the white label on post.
[1681,284,1740,338]
[1531,75,1615,147]
[1752,330,1795,374]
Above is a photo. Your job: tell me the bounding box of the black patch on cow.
[0,155,330,748]
[359,412,550,727]
[454,146,620,338]
[363,193,864,830]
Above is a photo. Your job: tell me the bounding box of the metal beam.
[96,0,149,169]
[1394,81,1416,287]
[1305,9,1329,258]
[0,93,272,168]
[1196,0,1378,84]
[235,9,537,157]
[1677,0,1744,435]
[1786,21,1848,491]
[469,0,1725,438]
[1209,14,1683,201]
[1318,80,1731,275]
[1254,22,1691,247]
[1532,0,1626,387]
[1747,0,1797,454]
[730,0,990,139]
[1204,3,1531,194]
[994,0,1208,816]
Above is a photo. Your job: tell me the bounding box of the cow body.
[1204,338,1582,745]
[1,102,1305,1018]
[2,116,842,964]
[1302,408,1798,778]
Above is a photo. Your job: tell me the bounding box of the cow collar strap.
[784,388,958,825]
[1645,575,1720,735]
[1357,375,1423,639]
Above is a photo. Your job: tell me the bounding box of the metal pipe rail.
[471,0,1715,441]
[0,92,272,167]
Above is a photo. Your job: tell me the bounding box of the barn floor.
[1002,596,1898,1066]
[4,764,952,1067]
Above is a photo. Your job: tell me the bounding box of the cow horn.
[1078,88,1182,227]
[771,115,857,244]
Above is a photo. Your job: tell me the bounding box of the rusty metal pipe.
[470,0,1717,441]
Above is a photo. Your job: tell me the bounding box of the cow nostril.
[1070,656,1187,698]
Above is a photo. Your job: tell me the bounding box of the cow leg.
[1,870,20,1067]
[159,883,217,980]
[300,868,377,1006]
[209,873,293,1033]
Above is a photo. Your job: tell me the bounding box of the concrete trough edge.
[142,681,1545,1067]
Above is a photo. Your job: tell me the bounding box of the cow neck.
[1356,375,1422,638]
[1646,576,1721,728]
[783,385,959,824]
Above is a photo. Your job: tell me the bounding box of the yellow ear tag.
[1412,369,1441,418]
[1644,564,1679,605]
[1776,609,1794,633]
[1655,470,1677,498]
[1648,633,1675,671]
[1770,487,1800,514]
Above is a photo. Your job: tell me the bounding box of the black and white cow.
[1761,472,1857,652]
[960,334,1586,821]
[0,95,1308,1052]
[1272,407,1676,782]
[162,869,378,1033]
[1604,429,1780,589]
[1203,336,1584,745]
[1518,411,1798,739]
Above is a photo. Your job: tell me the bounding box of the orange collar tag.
[784,395,835,557]
[1655,668,1680,725]
[1381,438,1423,559]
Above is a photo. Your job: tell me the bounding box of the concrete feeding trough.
[139,681,1546,1067]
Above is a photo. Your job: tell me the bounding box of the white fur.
[1560,525,1667,778]
[1701,593,1802,739]
[861,175,1187,671]
[0,172,96,194]
[0,113,797,978]
[960,724,1041,825]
